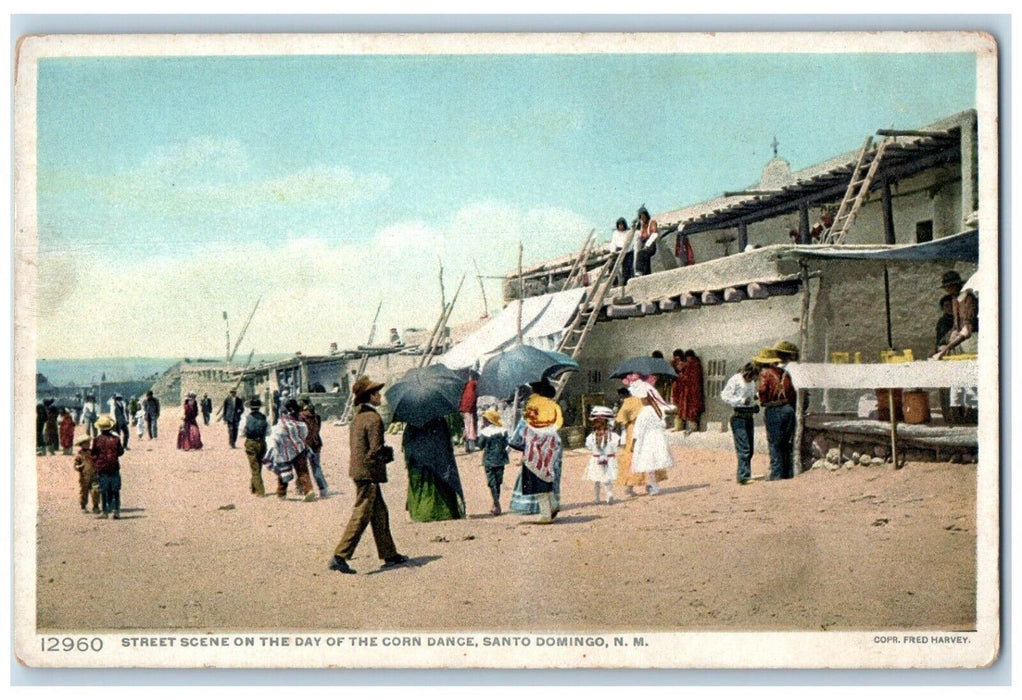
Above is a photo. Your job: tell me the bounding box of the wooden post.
[883,264,894,349]
[798,201,811,244]
[516,242,524,344]
[473,258,489,318]
[793,262,811,475]
[889,388,901,469]
[882,178,896,244]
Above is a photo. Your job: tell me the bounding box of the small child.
[58,408,76,455]
[475,408,509,516]
[583,406,620,504]
[135,404,146,440]
[72,435,100,513]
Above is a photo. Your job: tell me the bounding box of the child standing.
[91,415,125,519]
[58,408,76,455]
[584,406,620,504]
[72,435,100,513]
[475,409,509,516]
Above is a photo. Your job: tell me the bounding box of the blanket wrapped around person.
[509,383,564,518]
[402,418,466,522]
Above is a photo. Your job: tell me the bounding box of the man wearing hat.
[243,397,269,497]
[222,389,245,449]
[329,376,407,574]
[720,362,761,485]
[108,394,130,449]
[934,270,979,359]
[142,390,161,440]
[934,270,979,424]
[755,347,796,481]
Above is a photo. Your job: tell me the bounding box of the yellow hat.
[75,435,92,447]
[773,340,800,357]
[95,415,116,431]
[481,409,502,427]
[752,347,782,365]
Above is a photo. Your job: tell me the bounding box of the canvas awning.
[439,287,587,370]
[782,229,978,263]
[786,360,978,390]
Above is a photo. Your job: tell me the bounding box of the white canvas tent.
[439,287,586,370]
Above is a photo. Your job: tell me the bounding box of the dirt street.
[34,416,976,633]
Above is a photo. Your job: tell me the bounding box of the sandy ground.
[33,416,976,633]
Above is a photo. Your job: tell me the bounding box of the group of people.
[610,206,696,287]
[719,339,801,484]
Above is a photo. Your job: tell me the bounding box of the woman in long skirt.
[177,392,203,450]
[403,417,466,522]
[509,380,564,522]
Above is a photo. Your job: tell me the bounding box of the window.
[915,220,933,243]
[587,369,603,391]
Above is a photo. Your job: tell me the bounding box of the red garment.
[677,357,705,421]
[674,233,695,265]
[177,399,203,450]
[670,358,685,408]
[58,414,75,449]
[299,409,323,450]
[91,433,123,473]
[458,378,478,413]
[757,366,796,408]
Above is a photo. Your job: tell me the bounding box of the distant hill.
[37,355,290,388]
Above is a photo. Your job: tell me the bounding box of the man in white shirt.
[720,363,760,484]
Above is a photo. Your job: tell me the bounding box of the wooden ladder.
[561,230,597,290]
[823,135,892,245]
[551,229,636,402]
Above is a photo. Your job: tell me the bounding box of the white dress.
[583,431,620,482]
[630,405,673,473]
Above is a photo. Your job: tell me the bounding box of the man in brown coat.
[329,376,408,574]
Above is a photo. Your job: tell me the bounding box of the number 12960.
[40,637,104,652]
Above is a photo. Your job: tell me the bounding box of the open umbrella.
[609,356,678,379]
[477,344,579,400]
[385,364,465,428]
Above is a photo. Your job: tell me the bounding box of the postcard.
[12,30,999,669]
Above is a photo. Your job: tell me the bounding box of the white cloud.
[35,201,596,358]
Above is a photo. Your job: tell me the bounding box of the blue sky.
[34,48,977,358]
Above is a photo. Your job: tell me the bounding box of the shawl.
[521,423,561,483]
[265,415,308,466]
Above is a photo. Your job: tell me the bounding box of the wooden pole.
[793,262,811,475]
[889,387,900,469]
[516,242,524,344]
[438,256,446,311]
[883,263,894,349]
[473,258,489,318]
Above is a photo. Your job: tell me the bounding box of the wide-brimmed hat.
[352,375,385,401]
[589,405,615,421]
[752,347,782,365]
[481,409,503,427]
[75,435,92,447]
[941,270,964,288]
[247,397,262,408]
[95,415,116,431]
[773,340,800,357]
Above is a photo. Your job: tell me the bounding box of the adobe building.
[492,110,980,433]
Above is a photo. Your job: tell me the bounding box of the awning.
[782,229,978,263]
[786,360,978,390]
[439,287,586,370]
